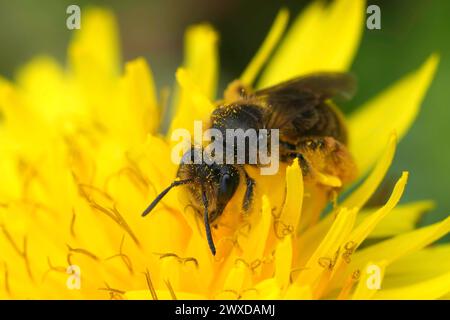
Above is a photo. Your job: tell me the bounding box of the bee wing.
[247,72,356,142]
[242,72,356,142]
[253,72,356,103]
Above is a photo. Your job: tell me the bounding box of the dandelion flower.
[0,0,448,300]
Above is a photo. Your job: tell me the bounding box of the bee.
[142,73,357,255]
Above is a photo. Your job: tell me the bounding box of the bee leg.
[201,186,216,255]
[296,136,357,187]
[224,79,251,102]
[282,152,313,176]
[242,170,255,212]
[295,153,312,176]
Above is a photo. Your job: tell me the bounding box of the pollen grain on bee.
[170,120,280,175]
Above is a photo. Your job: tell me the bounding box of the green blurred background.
[0,0,449,240]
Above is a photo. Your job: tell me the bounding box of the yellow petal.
[348,172,408,246]
[349,54,439,174]
[382,245,450,288]
[181,24,219,100]
[122,57,159,136]
[167,24,218,139]
[278,158,303,236]
[98,58,160,148]
[125,290,205,300]
[325,172,408,293]
[246,278,281,299]
[351,216,450,270]
[440,293,450,300]
[356,201,434,238]
[294,135,396,267]
[159,256,181,290]
[241,195,272,262]
[168,68,215,139]
[16,57,73,124]
[67,8,121,129]
[315,171,342,188]
[374,271,450,300]
[240,8,289,86]
[220,259,250,298]
[68,8,120,80]
[284,283,313,300]
[275,235,293,289]
[341,133,397,209]
[296,207,357,286]
[0,78,55,163]
[259,0,364,88]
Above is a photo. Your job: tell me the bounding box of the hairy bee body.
[143,73,358,255]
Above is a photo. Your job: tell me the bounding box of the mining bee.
[142,73,357,255]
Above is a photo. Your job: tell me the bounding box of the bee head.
[141,146,241,256]
[177,148,240,223]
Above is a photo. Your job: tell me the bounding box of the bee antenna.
[201,188,216,255]
[141,179,192,217]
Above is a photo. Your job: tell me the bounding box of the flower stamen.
[67,244,99,261]
[337,269,360,300]
[273,219,294,239]
[3,262,11,296]
[342,241,357,264]
[154,252,199,269]
[99,282,125,300]
[105,235,134,274]
[104,166,149,196]
[289,267,310,284]
[70,209,77,238]
[165,279,177,300]
[1,227,33,281]
[318,246,341,271]
[143,268,158,300]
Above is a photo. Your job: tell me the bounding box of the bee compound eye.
[221,173,230,186]
[219,173,233,197]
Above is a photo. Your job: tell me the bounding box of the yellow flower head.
[0,0,448,300]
